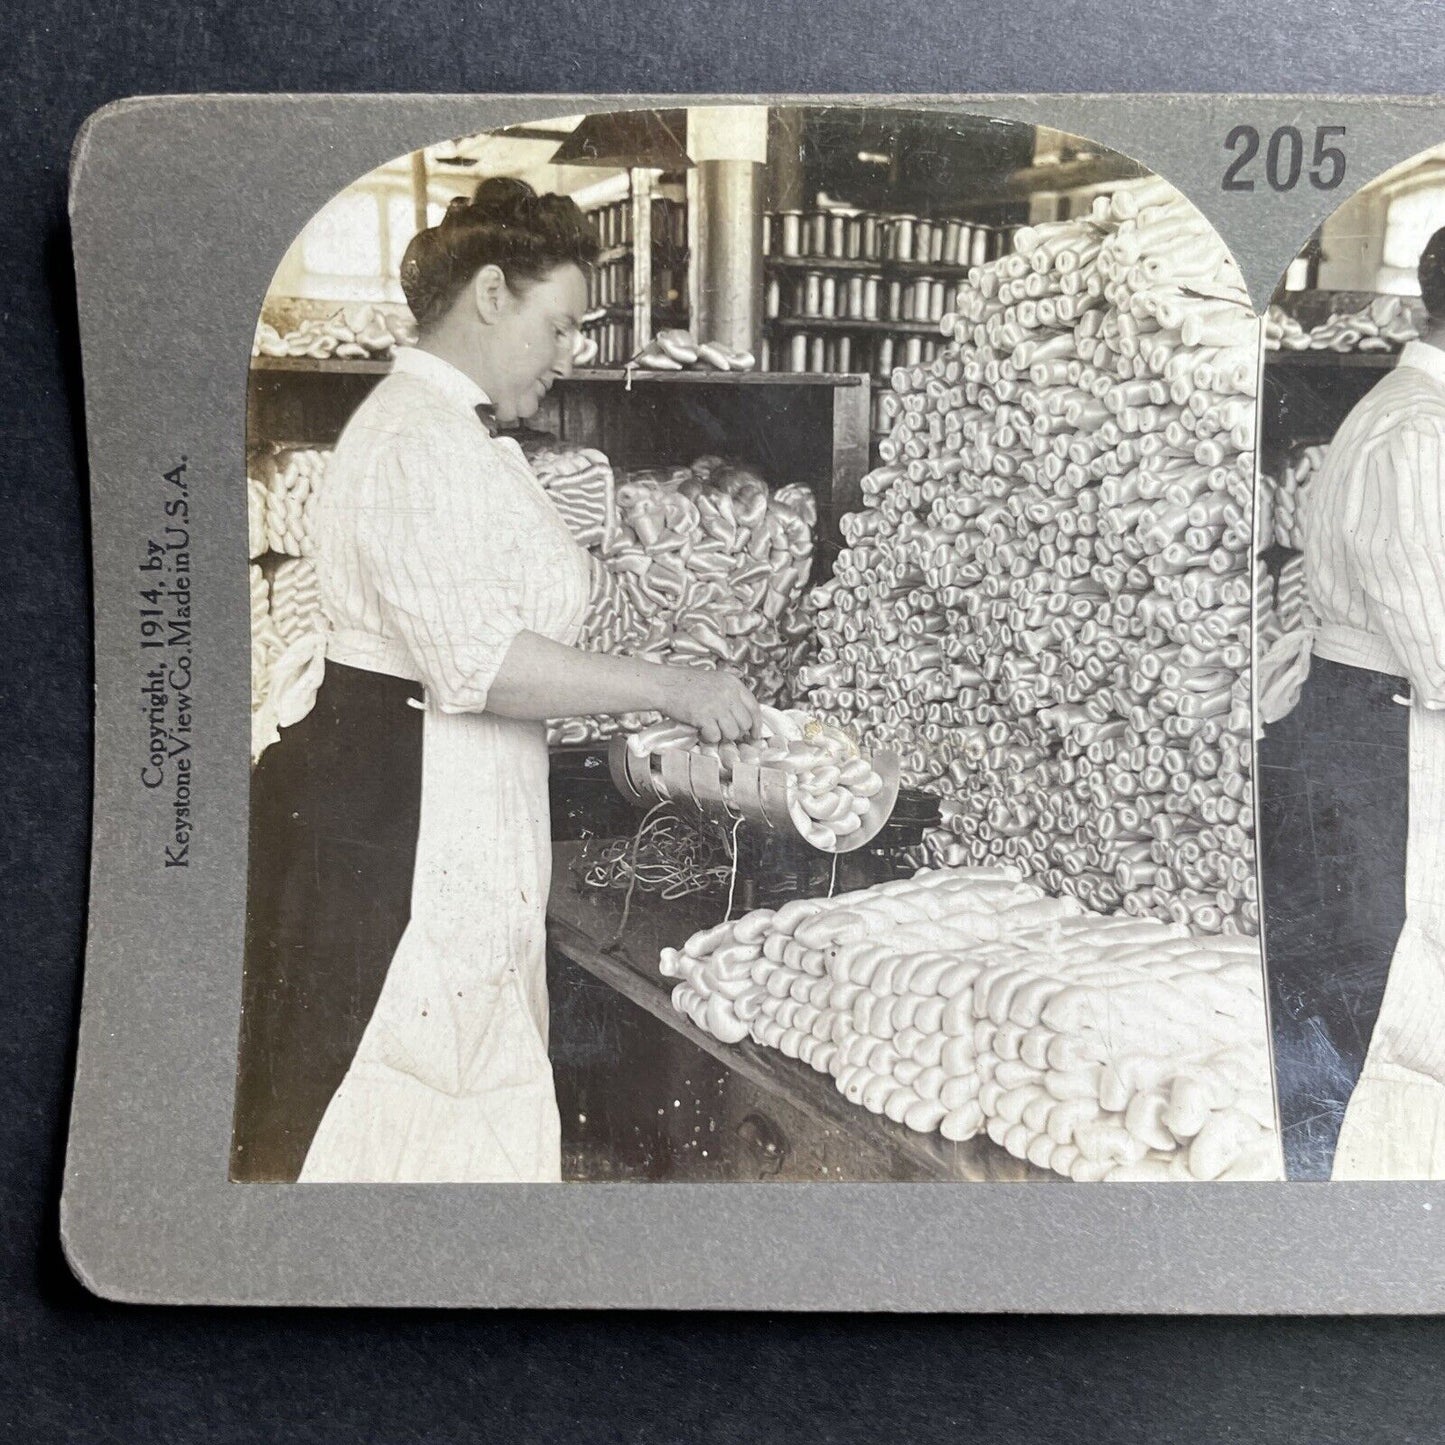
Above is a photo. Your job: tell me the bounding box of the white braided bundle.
[268,557,323,647]
[547,459,817,746]
[1254,445,1324,726]
[248,476,268,560]
[529,443,616,549]
[1266,444,1325,552]
[1274,551,1314,636]
[251,446,329,557]
[250,564,283,715]
[1254,559,1282,649]
[664,865,1280,1181]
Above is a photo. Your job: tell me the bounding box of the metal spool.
[608,736,903,854]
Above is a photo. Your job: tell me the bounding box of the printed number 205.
[1222,125,1346,192]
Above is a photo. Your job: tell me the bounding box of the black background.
[10,2,1445,1439]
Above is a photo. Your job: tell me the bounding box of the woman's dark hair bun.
[1420,226,1445,324]
[400,177,600,327]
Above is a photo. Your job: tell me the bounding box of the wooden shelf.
[250,355,867,387]
[250,355,392,375]
[766,316,944,336]
[767,255,973,279]
[563,369,867,387]
[1264,348,1399,370]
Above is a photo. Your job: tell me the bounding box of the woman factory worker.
[233,178,760,1183]
[1260,227,1445,1179]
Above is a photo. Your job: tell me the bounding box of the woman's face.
[472,262,589,424]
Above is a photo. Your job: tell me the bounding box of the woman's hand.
[484,632,762,736]
[660,666,762,744]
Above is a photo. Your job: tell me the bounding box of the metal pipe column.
[688,107,768,356]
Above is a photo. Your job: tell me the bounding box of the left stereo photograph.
[231,102,1278,1188]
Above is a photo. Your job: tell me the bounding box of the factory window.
[1378,179,1445,294]
[289,182,418,303]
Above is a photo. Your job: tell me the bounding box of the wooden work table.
[547,837,1053,1183]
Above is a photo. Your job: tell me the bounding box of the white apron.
[297,435,589,1183]
[1332,701,1445,1178]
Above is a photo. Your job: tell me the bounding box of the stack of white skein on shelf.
[1255,448,1321,726]
[1264,295,1420,353]
[631,327,757,373]
[250,564,283,725]
[799,178,1259,937]
[1254,559,1280,652]
[249,445,332,758]
[1254,551,1323,728]
[248,446,332,757]
[547,457,817,746]
[1272,553,1311,636]
[252,302,418,361]
[250,559,327,756]
[267,558,323,647]
[1261,443,1324,552]
[248,477,268,561]
[526,443,617,549]
[249,446,329,558]
[661,864,1280,1181]
[1262,306,1309,352]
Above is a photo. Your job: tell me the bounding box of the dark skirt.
[230,663,424,1182]
[1258,656,1410,1180]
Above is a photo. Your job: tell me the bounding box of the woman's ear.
[471,264,508,323]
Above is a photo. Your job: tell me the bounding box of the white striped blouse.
[309,346,589,713]
[1303,340,1445,708]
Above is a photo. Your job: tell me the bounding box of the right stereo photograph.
[1259,142,1445,1181]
